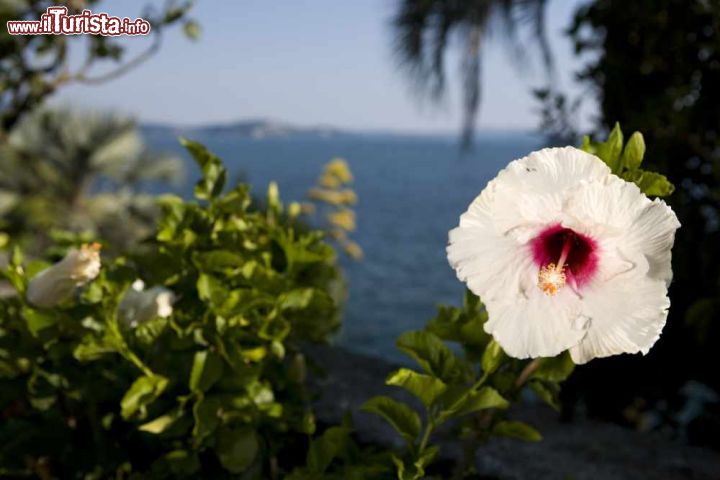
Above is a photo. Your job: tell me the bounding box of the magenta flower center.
[530,224,598,294]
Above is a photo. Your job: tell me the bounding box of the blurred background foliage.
[0,108,184,254]
[0,0,198,134]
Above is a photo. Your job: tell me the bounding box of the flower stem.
[418,419,434,454]
[514,358,542,389]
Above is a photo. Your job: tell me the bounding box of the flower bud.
[118,279,174,327]
[26,243,102,308]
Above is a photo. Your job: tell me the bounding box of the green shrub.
[0,139,344,478]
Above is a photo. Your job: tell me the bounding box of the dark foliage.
[560,0,720,437]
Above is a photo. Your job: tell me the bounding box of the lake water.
[142,131,545,361]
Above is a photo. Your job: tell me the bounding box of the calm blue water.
[142,131,545,361]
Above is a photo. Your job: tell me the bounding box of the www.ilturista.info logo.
[6,6,151,36]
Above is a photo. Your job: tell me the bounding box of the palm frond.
[391,0,552,147]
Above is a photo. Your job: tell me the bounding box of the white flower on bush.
[118,279,174,327]
[447,147,680,364]
[26,243,102,308]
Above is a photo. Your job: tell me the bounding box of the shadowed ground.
[307,344,720,480]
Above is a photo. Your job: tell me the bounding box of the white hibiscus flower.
[26,243,102,308]
[447,147,680,364]
[118,279,174,327]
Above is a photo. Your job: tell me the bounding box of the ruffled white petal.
[563,174,680,285]
[490,147,610,238]
[484,276,589,358]
[448,146,679,362]
[570,272,670,364]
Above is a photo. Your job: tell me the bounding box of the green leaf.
[192,395,221,442]
[396,330,468,383]
[192,250,244,272]
[139,408,184,434]
[461,386,509,414]
[438,386,508,419]
[492,420,542,442]
[621,131,646,171]
[165,450,201,477]
[529,380,561,411]
[196,274,228,308]
[307,425,351,473]
[391,455,422,480]
[595,122,624,173]
[216,427,259,473]
[580,135,595,154]
[73,334,116,362]
[621,169,675,197]
[458,313,490,347]
[278,288,314,310]
[531,352,575,383]
[481,339,504,376]
[189,350,224,393]
[385,368,447,407]
[463,289,480,311]
[361,396,421,444]
[23,308,58,336]
[180,138,227,200]
[120,375,168,420]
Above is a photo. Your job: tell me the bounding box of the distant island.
[141,119,347,140]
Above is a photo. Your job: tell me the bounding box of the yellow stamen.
[538,263,566,296]
[537,233,572,296]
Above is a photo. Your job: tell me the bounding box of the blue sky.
[53,0,594,133]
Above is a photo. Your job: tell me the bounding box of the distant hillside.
[141,119,347,139]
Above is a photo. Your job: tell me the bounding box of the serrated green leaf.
[621,131,646,171]
[361,396,420,444]
[492,420,542,442]
[386,368,447,407]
